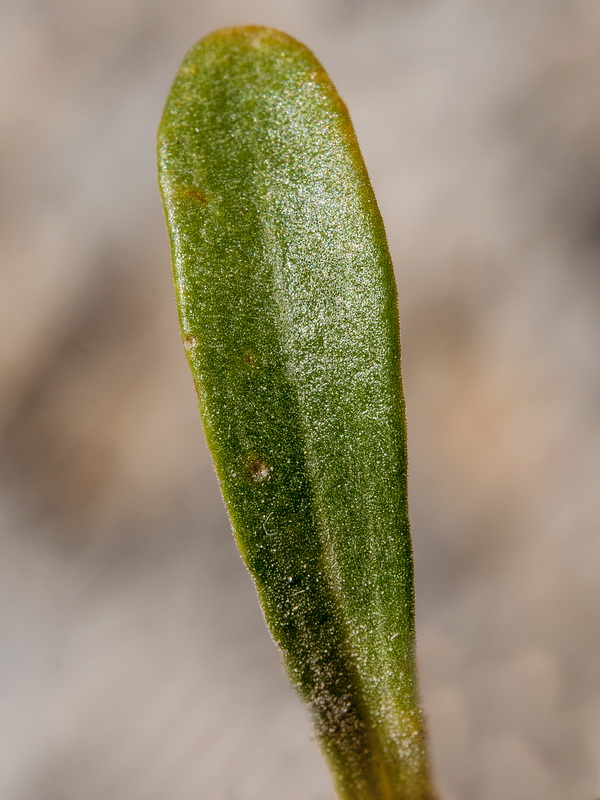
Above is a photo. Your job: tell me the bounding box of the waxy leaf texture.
[158,26,436,800]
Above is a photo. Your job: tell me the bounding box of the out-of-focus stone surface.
[1,1,599,798]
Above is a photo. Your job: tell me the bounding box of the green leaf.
[158,26,436,800]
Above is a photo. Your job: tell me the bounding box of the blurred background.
[1,1,599,798]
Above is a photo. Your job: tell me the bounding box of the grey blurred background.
[1,1,599,798]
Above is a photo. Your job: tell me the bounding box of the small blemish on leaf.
[183,335,198,351]
[180,186,209,204]
[247,458,272,483]
[243,351,256,366]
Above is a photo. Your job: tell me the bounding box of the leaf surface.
[158,26,435,800]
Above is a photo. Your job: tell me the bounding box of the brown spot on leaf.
[180,187,208,204]
[183,335,198,351]
[247,458,272,484]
